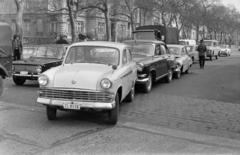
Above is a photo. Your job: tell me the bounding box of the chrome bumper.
[36,97,115,109]
[13,74,39,78]
[136,77,149,84]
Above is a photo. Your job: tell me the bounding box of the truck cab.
[0,22,12,96]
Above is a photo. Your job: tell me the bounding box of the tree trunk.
[130,15,134,39]
[196,24,200,42]
[67,0,76,43]
[104,11,111,41]
[14,0,25,38]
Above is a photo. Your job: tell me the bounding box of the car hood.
[53,63,113,90]
[133,55,155,65]
[13,57,60,66]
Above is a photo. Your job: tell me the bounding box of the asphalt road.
[0,49,240,154]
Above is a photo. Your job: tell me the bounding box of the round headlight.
[137,63,144,72]
[100,78,112,89]
[38,75,48,86]
[36,66,42,73]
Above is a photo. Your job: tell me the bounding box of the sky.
[221,0,240,11]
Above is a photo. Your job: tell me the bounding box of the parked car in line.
[219,45,231,56]
[186,45,199,63]
[0,22,12,96]
[37,41,137,125]
[124,40,175,93]
[168,44,193,78]
[12,44,67,85]
[179,39,196,46]
[203,40,220,60]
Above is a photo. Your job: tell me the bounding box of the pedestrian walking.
[12,34,22,60]
[197,39,207,69]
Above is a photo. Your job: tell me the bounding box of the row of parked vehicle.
[179,39,232,62]
[9,39,195,125]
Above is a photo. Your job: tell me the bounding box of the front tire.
[143,74,152,93]
[13,76,26,85]
[46,106,57,120]
[215,55,218,59]
[108,93,119,125]
[165,70,173,83]
[174,71,181,79]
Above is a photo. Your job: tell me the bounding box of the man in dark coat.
[197,39,207,69]
[12,34,22,60]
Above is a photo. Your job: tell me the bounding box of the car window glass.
[181,48,186,55]
[160,45,167,55]
[155,45,161,55]
[126,48,132,62]
[122,49,128,65]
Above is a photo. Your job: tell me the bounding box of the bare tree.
[14,0,25,37]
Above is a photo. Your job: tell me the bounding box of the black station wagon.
[12,44,67,85]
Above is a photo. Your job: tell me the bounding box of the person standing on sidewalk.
[12,34,22,60]
[197,39,207,69]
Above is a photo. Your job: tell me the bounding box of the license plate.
[20,71,28,75]
[63,103,81,110]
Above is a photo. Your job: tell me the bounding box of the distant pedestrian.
[197,39,207,69]
[12,34,22,60]
[56,35,69,44]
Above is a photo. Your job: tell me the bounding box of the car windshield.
[65,46,119,65]
[126,43,154,56]
[168,47,181,55]
[22,46,65,59]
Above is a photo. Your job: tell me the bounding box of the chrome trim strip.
[36,97,115,109]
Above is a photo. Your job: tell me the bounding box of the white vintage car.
[168,44,193,78]
[36,41,137,124]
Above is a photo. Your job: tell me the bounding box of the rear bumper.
[36,97,115,109]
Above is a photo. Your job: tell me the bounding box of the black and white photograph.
[0,0,240,154]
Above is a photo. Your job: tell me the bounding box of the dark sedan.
[124,40,174,93]
[12,44,67,85]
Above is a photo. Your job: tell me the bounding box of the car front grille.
[39,88,114,103]
[14,65,37,73]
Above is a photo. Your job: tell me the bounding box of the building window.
[24,21,30,33]
[98,22,105,33]
[50,22,57,33]
[36,19,43,33]
[76,21,84,33]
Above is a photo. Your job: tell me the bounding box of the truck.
[0,22,12,96]
[133,25,179,44]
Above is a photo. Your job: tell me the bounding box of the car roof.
[168,44,185,48]
[70,41,127,49]
[124,40,165,44]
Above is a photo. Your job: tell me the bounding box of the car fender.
[0,64,9,78]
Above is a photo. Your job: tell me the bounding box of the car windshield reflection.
[22,46,64,59]
[168,47,181,55]
[127,43,154,56]
[65,46,119,66]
